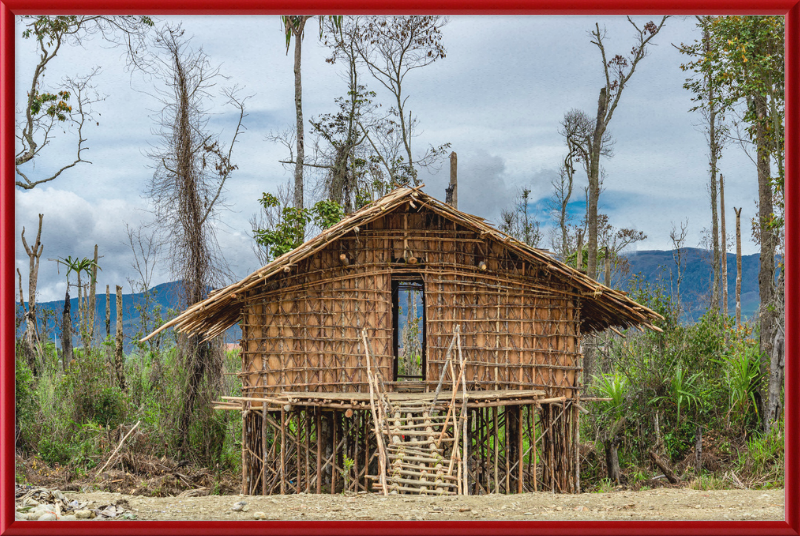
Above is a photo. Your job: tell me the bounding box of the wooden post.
[280,408,286,494]
[316,408,322,494]
[493,406,499,492]
[262,405,268,495]
[532,406,538,492]
[242,407,248,495]
[448,151,458,209]
[305,410,311,492]
[518,405,524,494]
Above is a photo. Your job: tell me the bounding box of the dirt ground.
[63,488,784,521]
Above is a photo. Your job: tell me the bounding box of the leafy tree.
[252,192,344,262]
[680,16,784,430]
[16,15,154,189]
[52,255,99,368]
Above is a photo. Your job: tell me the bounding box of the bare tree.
[352,16,451,186]
[670,219,689,315]
[584,17,668,281]
[500,188,543,248]
[15,15,154,190]
[146,24,247,455]
[126,224,165,354]
[18,214,44,370]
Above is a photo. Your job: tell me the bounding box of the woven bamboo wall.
[239,205,581,397]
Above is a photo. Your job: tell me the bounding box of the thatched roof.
[143,187,662,342]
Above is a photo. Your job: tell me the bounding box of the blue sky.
[15,15,767,302]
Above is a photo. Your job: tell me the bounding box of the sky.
[15,15,768,303]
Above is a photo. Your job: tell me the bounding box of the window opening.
[392,278,425,381]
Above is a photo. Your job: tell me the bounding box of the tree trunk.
[605,436,622,484]
[21,214,44,367]
[604,246,611,287]
[754,93,775,424]
[292,17,308,211]
[764,269,784,431]
[586,88,607,282]
[720,175,728,316]
[106,284,111,338]
[61,285,73,369]
[115,285,126,392]
[735,207,743,328]
[705,24,721,314]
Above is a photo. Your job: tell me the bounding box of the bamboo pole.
[280,408,286,494]
[262,405,268,495]
[518,405,524,494]
[362,329,388,496]
[316,408,322,494]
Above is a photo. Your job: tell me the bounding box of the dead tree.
[352,16,451,186]
[699,18,724,314]
[146,24,246,455]
[115,285,126,392]
[584,17,667,281]
[19,214,44,370]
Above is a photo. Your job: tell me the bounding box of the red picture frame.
[1,2,797,534]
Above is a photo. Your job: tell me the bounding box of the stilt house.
[147,187,661,496]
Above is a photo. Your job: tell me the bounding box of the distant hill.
[620,248,771,322]
[18,248,774,350]
[18,281,241,353]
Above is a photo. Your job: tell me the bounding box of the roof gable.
[143,187,662,342]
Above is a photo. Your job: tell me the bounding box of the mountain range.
[19,247,769,351]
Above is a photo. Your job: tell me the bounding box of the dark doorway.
[392,277,425,381]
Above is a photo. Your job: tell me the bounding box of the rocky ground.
[15,486,784,521]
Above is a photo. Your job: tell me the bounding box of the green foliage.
[655,364,704,424]
[16,341,243,475]
[719,338,762,428]
[252,192,345,262]
[15,354,36,426]
[592,373,628,420]
[582,272,781,489]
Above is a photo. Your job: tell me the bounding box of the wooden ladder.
[363,327,469,495]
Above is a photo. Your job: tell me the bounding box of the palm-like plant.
[724,343,762,427]
[655,364,703,424]
[53,255,100,364]
[593,373,628,420]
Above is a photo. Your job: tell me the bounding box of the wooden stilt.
[518,405,524,494]
[262,405,268,495]
[493,406,498,493]
[280,408,286,494]
[316,408,322,494]
[331,411,338,494]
